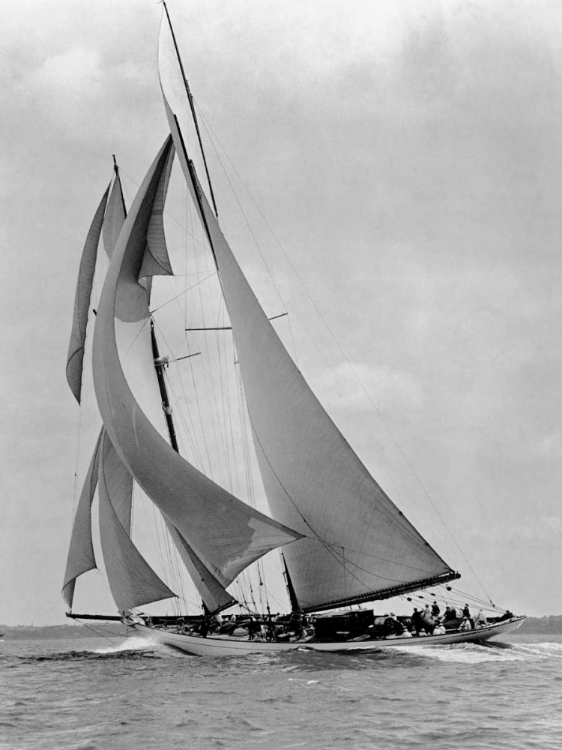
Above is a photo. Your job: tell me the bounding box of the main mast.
[162,1,219,217]
[160,8,307,616]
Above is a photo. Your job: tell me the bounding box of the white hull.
[131,617,525,657]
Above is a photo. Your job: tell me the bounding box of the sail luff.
[66,185,110,403]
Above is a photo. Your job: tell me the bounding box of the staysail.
[62,429,103,608]
[92,136,303,611]
[159,20,458,612]
[98,431,175,610]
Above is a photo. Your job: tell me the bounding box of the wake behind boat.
[62,5,524,656]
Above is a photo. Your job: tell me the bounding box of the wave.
[7,637,161,663]
[19,649,157,662]
[92,635,158,654]
[391,639,562,664]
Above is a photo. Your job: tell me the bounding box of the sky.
[2,0,562,625]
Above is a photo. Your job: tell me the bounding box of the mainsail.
[159,15,458,612]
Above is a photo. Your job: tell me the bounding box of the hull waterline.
[131,617,525,657]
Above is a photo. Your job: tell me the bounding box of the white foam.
[393,640,562,664]
[506,641,562,659]
[92,635,155,654]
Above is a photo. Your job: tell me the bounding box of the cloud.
[531,432,562,460]
[314,361,423,413]
[508,515,562,544]
[30,47,104,100]
[2,0,562,623]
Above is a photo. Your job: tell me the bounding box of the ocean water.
[1,634,561,750]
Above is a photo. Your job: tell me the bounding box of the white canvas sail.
[98,431,176,610]
[139,147,174,281]
[102,171,127,261]
[63,175,125,610]
[159,30,457,611]
[92,135,303,610]
[66,186,109,403]
[97,150,234,612]
[64,161,180,612]
[62,429,103,608]
[164,522,237,613]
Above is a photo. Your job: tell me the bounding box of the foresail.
[98,431,176,610]
[66,186,109,403]
[162,93,457,611]
[92,136,302,611]
[62,429,103,608]
[140,144,174,281]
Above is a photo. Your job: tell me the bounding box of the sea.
[1,633,561,750]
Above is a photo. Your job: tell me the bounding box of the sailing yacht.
[62,5,524,656]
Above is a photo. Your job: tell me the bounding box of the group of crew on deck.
[149,601,512,642]
[172,612,313,642]
[400,603,487,637]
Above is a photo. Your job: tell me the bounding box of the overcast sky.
[2,0,562,625]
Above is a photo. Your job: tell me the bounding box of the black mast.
[281,553,300,613]
[150,319,180,453]
[111,154,128,217]
[111,156,180,454]
[162,1,219,217]
[160,19,299,618]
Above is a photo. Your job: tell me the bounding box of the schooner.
[62,5,524,656]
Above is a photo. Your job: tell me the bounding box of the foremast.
[148,320,238,616]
